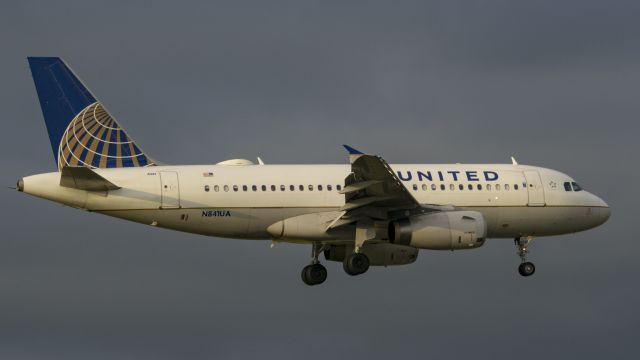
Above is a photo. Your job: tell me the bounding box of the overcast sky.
[1,0,638,359]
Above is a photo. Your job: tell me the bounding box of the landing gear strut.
[515,237,535,277]
[344,220,372,276]
[301,242,327,286]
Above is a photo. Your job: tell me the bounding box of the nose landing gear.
[518,261,535,276]
[515,237,536,277]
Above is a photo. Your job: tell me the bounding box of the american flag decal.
[203,172,214,177]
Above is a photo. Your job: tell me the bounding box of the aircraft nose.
[599,204,611,224]
[592,194,610,226]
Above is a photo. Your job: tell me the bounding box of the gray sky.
[1,0,638,359]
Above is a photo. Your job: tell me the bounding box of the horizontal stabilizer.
[60,166,120,191]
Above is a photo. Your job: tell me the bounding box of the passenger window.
[459,184,464,190]
[299,185,304,191]
[204,185,210,192]
[450,184,455,191]
[431,184,436,191]
[337,185,342,191]
[327,185,333,191]
[318,185,323,191]
[252,185,257,192]
[514,184,518,190]
[290,185,295,191]
[214,185,219,192]
[571,182,583,191]
[261,185,267,191]
[308,185,313,191]
[413,184,418,191]
[271,185,276,191]
[242,185,248,192]
[280,185,285,191]
[477,184,482,190]
[233,185,238,192]
[505,184,510,190]
[223,185,229,192]
[422,184,428,191]
[486,184,492,191]
[496,184,501,191]
[468,184,473,190]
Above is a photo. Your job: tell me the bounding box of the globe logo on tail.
[57,102,154,170]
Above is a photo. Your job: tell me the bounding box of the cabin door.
[159,171,181,209]
[523,170,545,206]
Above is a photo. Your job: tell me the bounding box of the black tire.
[518,262,536,277]
[343,253,370,276]
[301,264,327,286]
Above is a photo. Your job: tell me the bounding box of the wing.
[328,145,451,229]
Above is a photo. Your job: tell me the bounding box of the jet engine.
[324,243,418,266]
[388,211,487,250]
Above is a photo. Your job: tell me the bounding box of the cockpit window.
[571,182,583,192]
[564,182,572,191]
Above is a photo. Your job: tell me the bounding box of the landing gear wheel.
[343,253,370,276]
[514,237,535,277]
[518,262,536,277]
[301,264,327,286]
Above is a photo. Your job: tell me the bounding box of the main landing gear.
[301,243,372,285]
[301,242,327,286]
[515,237,536,277]
[343,252,370,276]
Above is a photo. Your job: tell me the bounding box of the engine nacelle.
[324,243,418,266]
[267,211,355,241]
[389,211,487,250]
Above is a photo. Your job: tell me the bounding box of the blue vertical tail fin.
[27,57,155,170]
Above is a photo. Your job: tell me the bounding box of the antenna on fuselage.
[257,157,265,165]
[511,156,518,165]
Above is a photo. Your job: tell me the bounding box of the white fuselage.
[20,163,610,243]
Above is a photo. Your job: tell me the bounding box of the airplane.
[17,57,611,286]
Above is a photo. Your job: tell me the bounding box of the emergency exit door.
[523,170,545,206]
[159,171,180,208]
